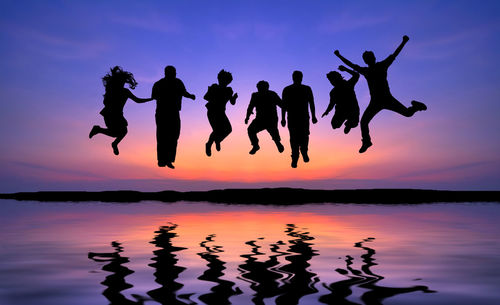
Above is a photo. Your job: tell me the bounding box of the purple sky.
[0,0,499,192]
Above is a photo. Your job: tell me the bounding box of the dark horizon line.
[1,188,499,204]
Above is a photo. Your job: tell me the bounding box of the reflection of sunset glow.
[3,200,500,304]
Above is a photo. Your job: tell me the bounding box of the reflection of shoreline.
[89,224,436,305]
[4,188,500,203]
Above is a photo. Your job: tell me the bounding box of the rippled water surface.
[1,200,499,305]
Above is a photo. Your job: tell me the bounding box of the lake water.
[0,200,499,305]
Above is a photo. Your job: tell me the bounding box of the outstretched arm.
[127,89,153,103]
[334,50,362,72]
[180,81,195,100]
[392,35,409,58]
[322,99,335,118]
[384,35,409,66]
[184,91,196,100]
[339,65,360,84]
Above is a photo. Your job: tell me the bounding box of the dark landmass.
[0,188,499,204]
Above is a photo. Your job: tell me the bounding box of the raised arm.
[384,35,409,66]
[339,65,360,84]
[126,89,153,103]
[392,35,409,59]
[334,50,362,72]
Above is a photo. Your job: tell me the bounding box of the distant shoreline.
[1,188,499,204]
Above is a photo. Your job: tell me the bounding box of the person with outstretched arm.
[334,35,427,153]
[322,65,360,135]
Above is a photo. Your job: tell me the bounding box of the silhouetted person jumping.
[152,66,195,169]
[245,81,285,155]
[322,65,360,135]
[89,66,152,155]
[334,35,427,153]
[204,70,238,156]
[281,71,318,168]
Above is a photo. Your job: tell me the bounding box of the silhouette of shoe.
[158,161,166,167]
[302,153,310,163]
[359,139,373,153]
[89,125,99,138]
[249,145,260,155]
[166,162,175,169]
[215,141,221,151]
[276,142,284,153]
[291,159,298,168]
[111,142,119,155]
[411,100,427,111]
[205,142,212,157]
[344,125,352,134]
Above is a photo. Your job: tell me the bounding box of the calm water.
[0,200,499,305]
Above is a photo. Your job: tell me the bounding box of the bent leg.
[266,121,284,153]
[248,119,265,147]
[331,111,346,130]
[385,96,417,117]
[217,113,232,143]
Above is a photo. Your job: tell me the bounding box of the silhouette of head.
[292,71,303,84]
[362,51,376,66]
[256,80,269,93]
[217,69,233,87]
[102,66,137,90]
[164,65,176,79]
[326,71,343,86]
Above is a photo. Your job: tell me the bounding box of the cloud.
[317,13,389,33]
[394,160,500,181]
[1,23,110,60]
[110,13,183,34]
[407,22,500,60]
[211,22,287,41]
[6,161,107,181]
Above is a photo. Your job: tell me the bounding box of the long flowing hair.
[102,66,138,92]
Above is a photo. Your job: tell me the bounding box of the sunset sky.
[1,0,499,192]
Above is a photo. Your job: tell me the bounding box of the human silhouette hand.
[312,116,318,124]
[403,35,409,42]
[338,65,347,72]
[188,94,196,100]
[281,119,286,127]
[245,117,249,125]
[334,50,340,56]
[321,111,328,118]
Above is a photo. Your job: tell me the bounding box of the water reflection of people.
[320,238,436,305]
[147,224,192,305]
[238,239,285,304]
[88,241,148,305]
[275,224,319,305]
[197,234,241,305]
